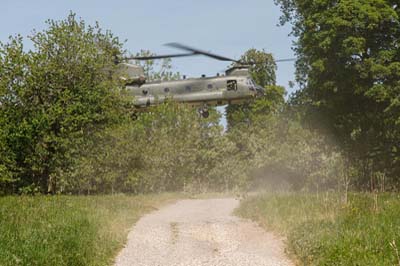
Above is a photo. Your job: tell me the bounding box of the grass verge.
[236,192,400,266]
[0,193,181,266]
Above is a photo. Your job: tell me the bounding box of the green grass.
[0,193,180,266]
[236,192,400,266]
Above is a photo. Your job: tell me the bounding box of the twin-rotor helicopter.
[117,43,294,118]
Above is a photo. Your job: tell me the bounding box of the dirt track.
[114,198,293,266]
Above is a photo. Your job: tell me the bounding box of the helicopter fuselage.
[126,73,262,109]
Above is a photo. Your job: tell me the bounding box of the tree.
[226,48,281,129]
[276,0,400,188]
[239,48,277,87]
[64,101,250,194]
[0,13,124,193]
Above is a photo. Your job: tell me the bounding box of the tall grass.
[0,194,179,266]
[237,192,400,265]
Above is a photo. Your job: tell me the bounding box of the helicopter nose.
[248,86,258,97]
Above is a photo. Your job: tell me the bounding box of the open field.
[0,194,181,266]
[236,192,400,266]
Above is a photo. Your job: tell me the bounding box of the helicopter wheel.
[198,106,209,118]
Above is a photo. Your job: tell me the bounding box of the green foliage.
[238,192,400,266]
[239,48,277,87]
[275,0,400,188]
[228,109,344,191]
[0,194,179,266]
[0,13,124,193]
[225,61,344,192]
[0,125,17,191]
[63,102,247,193]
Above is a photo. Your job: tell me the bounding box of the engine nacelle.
[117,63,146,85]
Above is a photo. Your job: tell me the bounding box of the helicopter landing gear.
[198,105,209,118]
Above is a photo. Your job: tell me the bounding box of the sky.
[1,0,297,123]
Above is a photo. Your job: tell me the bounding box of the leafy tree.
[226,48,281,129]
[0,127,16,193]
[275,0,400,188]
[0,13,124,193]
[240,48,277,87]
[64,102,249,194]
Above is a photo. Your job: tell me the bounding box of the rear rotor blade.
[165,42,240,63]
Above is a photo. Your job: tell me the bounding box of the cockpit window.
[227,80,237,91]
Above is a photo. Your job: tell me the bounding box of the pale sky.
[1,0,297,123]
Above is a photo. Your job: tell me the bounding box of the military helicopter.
[118,43,294,118]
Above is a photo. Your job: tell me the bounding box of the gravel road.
[114,198,293,266]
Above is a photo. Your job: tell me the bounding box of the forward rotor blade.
[165,43,240,63]
[124,52,197,61]
[275,58,296,62]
